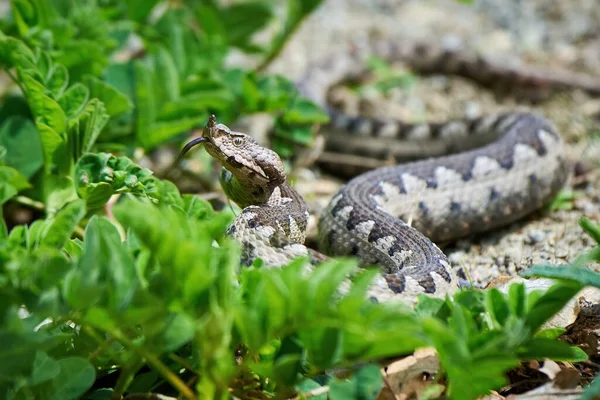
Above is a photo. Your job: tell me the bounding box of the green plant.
[0,0,328,213]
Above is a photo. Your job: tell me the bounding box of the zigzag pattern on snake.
[178,39,578,303]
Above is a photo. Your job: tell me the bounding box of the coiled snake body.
[180,41,572,303]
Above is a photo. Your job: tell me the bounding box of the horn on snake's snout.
[168,115,218,175]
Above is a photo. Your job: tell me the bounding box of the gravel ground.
[261,0,600,288]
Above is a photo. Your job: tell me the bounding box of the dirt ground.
[253,0,600,288]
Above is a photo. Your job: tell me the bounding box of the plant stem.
[83,326,123,362]
[291,385,329,399]
[13,195,86,237]
[110,329,198,400]
[14,195,45,211]
[6,69,26,94]
[255,3,318,73]
[87,336,115,361]
[169,353,196,373]
[73,225,86,239]
[114,359,144,398]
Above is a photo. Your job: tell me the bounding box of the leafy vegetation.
[0,1,599,400]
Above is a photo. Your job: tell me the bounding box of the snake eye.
[233,136,244,147]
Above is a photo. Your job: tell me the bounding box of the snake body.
[183,40,572,303]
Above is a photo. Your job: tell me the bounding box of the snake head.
[201,115,286,194]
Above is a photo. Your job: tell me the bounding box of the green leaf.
[0,165,31,204]
[39,200,86,249]
[261,0,324,71]
[152,45,180,102]
[157,91,232,120]
[518,338,588,362]
[329,364,383,400]
[127,371,159,394]
[524,281,584,332]
[75,153,158,208]
[446,356,516,400]
[300,327,343,370]
[282,97,329,124]
[145,117,206,149]
[580,218,600,244]
[47,64,69,98]
[134,61,156,148]
[265,354,301,387]
[48,357,95,400]
[194,4,228,43]
[84,389,114,400]
[28,351,60,386]
[534,327,566,340]
[56,40,110,82]
[181,194,213,219]
[272,338,305,386]
[45,175,79,214]
[508,283,527,318]
[296,379,326,400]
[151,313,196,352]
[125,0,161,22]
[0,35,36,69]
[77,98,110,154]
[104,62,135,105]
[76,181,113,209]
[81,307,117,332]
[0,331,37,380]
[547,189,577,211]
[113,199,233,306]
[273,124,315,148]
[86,77,133,117]
[64,216,139,311]
[522,265,600,288]
[485,288,510,327]
[36,122,63,173]
[21,71,67,134]
[582,375,600,400]
[447,303,476,343]
[257,75,295,111]
[220,2,273,50]
[0,116,43,178]
[58,83,90,119]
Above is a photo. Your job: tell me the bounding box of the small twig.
[114,361,144,398]
[14,195,45,211]
[123,394,178,400]
[5,69,26,94]
[82,326,125,367]
[499,377,549,393]
[227,198,238,217]
[168,353,196,373]
[291,385,330,399]
[583,359,600,369]
[109,329,198,400]
[73,225,86,239]
[254,4,319,73]
[13,195,87,238]
[88,336,115,362]
[197,192,224,202]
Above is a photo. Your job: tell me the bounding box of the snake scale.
[177,39,573,303]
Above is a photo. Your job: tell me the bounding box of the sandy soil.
[260,0,600,287]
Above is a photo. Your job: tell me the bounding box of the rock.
[526,230,546,244]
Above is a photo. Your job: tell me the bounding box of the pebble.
[525,230,546,244]
[447,250,466,264]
